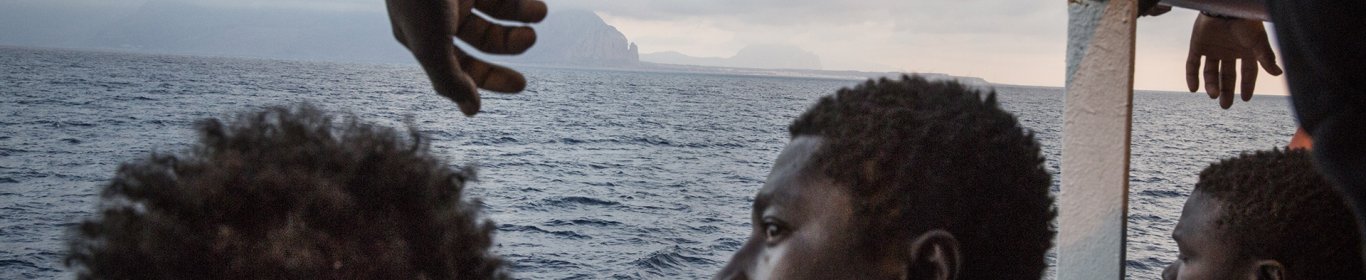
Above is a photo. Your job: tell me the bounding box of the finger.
[422,55,481,116]
[457,14,537,55]
[1203,56,1220,99]
[1217,60,1235,109]
[475,0,548,23]
[1219,84,1234,109]
[1256,39,1283,75]
[1148,4,1172,16]
[1220,59,1236,108]
[389,0,481,116]
[455,47,527,93]
[399,33,480,114]
[420,50,486,115]
[452,75,481,116]
[1186,52,1201,92]
[1240,58,1257,101]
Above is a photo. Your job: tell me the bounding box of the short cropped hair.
[66,105,506,279]
[789,75,1055,279]
[1195,149,1363,278]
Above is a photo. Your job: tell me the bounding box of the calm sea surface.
[0,47,1296,279]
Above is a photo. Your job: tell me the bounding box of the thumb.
[426,61,481,116]
[449,74,481,116]
[1256,40,1283,76]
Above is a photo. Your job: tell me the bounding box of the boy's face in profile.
[714,136,902,280]
[1163,190,1253,280]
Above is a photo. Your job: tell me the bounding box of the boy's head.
[66,105,506,279]
[1164,149,1363,280]
[715,76,1056,280]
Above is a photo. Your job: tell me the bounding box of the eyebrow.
[753,192,771,218]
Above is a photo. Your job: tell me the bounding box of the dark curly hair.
[1195,149,1363,279]
[66,104,507,280]
[789,75,1055,279]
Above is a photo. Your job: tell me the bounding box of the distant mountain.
[632,62,992,91]
[638,51,728,68]
[728,44,822,70]
[641,44,822,70]
[501,10,638,67]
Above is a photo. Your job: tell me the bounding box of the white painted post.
[1058,0,1137,279]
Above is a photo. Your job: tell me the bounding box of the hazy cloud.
[167,0,380,12]
[549,0,1284,92]
[0,0,1287,92]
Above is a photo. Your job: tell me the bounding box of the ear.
[905,229,961,280]
[1251,260,1284,280]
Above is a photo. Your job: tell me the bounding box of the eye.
[762,218,789,242]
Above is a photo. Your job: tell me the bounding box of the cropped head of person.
[66,104,506,280]
[715,76,1057,280]
[1164,149,1364,280]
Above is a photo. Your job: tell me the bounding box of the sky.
[553,0,1288,95]
[0,0,1289,94]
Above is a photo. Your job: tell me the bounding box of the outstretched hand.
[386,0,547,116]
[1186,13,1282,109]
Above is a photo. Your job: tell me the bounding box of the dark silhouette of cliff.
[505,10,639,67]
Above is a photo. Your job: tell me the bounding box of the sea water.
[0,47,1296,279]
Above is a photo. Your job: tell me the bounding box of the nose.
[713,258,750,280]
[714,239,759,280]
[1162,262,1179,280]
[713,268,749,280]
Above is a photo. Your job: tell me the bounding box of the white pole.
[1058,0,1137,279]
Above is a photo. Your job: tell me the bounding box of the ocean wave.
[630,246,718,272]
[1138,189,1185,199]
[502,255,582,271]
[551,136,744,149]
[498,224,592,240]
[709,238,744,252]
[545,196,621,207]
[542,218,622,227]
